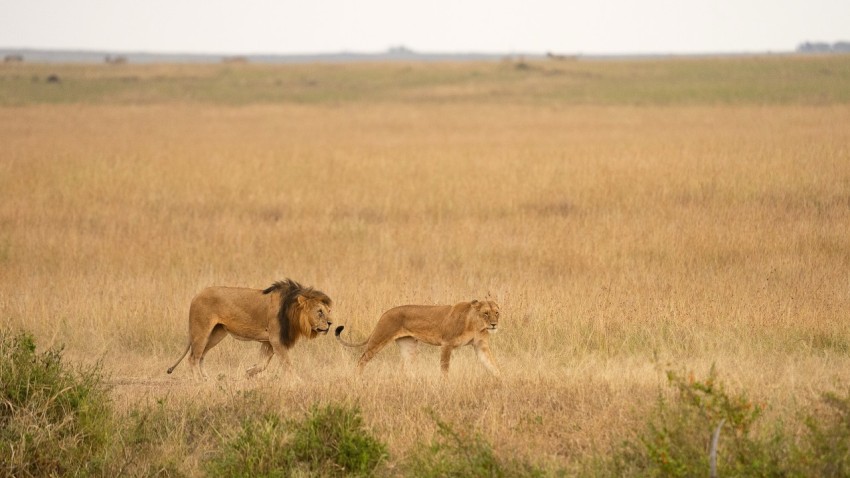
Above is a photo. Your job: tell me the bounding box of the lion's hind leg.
[246,342,274,378]
[189,323,226,380]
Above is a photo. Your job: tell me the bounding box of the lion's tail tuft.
[167,343,191,375]
[334,325,369,347]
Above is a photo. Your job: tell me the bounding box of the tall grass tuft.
[407,410,545,478]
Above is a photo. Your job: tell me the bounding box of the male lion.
[167,279,333,380]
[335,300,501,377]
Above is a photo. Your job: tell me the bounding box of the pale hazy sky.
[1,0,848,55]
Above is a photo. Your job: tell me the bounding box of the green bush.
[0,330,113,477]
[206,403,387,477]
[289,403,388,477]
[794,388,850,477]
[609,365,786,477]
[408,411,545,478]
[205,414,292,478]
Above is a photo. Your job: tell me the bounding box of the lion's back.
[189,286,270,326]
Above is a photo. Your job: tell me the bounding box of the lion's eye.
[318,310,324,318]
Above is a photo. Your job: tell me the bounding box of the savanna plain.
[1,56,850,476]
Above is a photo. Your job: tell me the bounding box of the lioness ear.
[471,299,481,310]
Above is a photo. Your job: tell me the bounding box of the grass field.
[2,55,850,475]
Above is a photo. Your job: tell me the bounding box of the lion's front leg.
[246,342,275,378]
[270,341,302,382]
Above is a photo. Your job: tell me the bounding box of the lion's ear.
[296,295,308,307]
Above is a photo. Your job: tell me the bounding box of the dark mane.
[263,279,332,348]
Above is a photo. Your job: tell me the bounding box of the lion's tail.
[334,326,369,348]
[167,343,191,374]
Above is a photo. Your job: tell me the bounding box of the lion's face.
[301,298,333,334]
[472,300,500,333]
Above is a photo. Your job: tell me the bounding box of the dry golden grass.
[1,62,850,471]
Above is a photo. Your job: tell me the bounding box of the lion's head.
[296,294,333,335]
[471,299,500,333]
[265,280,334,347]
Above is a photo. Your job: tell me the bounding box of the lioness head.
[471,299,500,333]
[297,295,333,334]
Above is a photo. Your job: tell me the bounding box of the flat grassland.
[1,56,849,473]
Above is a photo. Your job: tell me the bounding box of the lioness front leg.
[440,345,453,376]
[474,340,501,378]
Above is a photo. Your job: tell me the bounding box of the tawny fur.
[167,279,333,380]
[335,300,501,377]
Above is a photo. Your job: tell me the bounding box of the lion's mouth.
[315,326,331,334]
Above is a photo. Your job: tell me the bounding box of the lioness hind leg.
[356,333,396,373]
[396,337,418,374]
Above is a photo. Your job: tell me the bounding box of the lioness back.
[375,304,454,346]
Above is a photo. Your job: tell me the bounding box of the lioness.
[335,300,501,377]
[167,279,333,380]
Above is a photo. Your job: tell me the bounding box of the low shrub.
[0,330,113,477]
[205,413,291,478]
[609,365,787,477]
[206,403,387,477]
[794,387,850,477]
[289,403,388,477]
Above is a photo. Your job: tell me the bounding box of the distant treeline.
[797,41,850,53]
